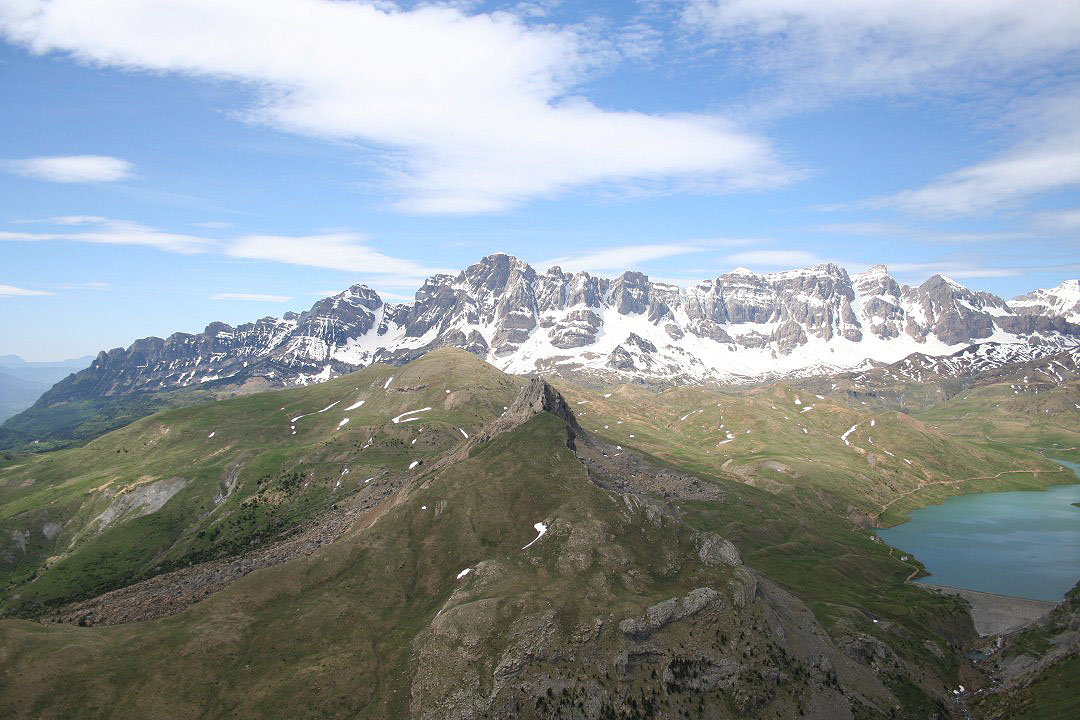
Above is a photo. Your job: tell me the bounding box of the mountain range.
[33,256,1080,405]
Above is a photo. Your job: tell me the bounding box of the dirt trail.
[875,466,1062,518]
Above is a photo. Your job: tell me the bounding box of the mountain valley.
[1,346,1077,718]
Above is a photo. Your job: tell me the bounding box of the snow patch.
[291,400,341,423]
[344,399,366,411]
[392,407,432,423]
[522,521,548,550]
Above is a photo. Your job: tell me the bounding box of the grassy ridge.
[0,349,520,613]
[0,413,740,718]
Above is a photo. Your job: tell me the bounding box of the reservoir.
[877,460,1080,603]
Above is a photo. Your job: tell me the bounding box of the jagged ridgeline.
[3,256,1078,453]
[2,347,1035,719]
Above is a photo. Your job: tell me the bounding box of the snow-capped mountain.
[38,255,1080,405]
[1010,279,1080,323]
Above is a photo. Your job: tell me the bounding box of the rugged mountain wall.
[30,255,1080,411]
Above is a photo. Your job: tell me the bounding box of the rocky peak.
[853,264,900,296]
[1011,279,1080,322]
[464,253,535,295]
[428,377,584,471]
[608,271,651,315]
[505,377,581,433]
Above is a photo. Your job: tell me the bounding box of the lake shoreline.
[876,463,1080,604]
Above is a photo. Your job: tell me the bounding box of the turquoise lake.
[876,460,1080,602]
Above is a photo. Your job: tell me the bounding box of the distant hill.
[0,371,48,422]
[0,355,93,421]
[0,354,93,385]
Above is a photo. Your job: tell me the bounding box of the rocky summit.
[26,255,1080,406]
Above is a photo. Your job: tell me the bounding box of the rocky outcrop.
[618,587,724,640]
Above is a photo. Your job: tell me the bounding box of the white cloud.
[540,243,705,273]
[540,238,766,273]
[684,0,1080,107]
[813,222,1032,244]
[212,292,292,302]
[723,249,824,268]
[227,232,449,280]
[2,216,448,280]
[1033,208,1080,231]
[2,155,133,182]
[0,217,213,254]
[877,129,1080,216]
[0,284,53,296]
[372,289,416,302]
[887,262,1021,280]
[0,0,793,213]
[193,220,234,229]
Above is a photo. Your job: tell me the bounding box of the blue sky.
[1,0,1078,360]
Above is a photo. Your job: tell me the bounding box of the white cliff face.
[42,255,1080,403]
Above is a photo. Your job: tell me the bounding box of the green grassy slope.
[5,348,1071,717]
[0,349,520,614]
[551,379,1063,526]
[914,379,1080,465]
[0,387,220,453]
[0,404,972,719]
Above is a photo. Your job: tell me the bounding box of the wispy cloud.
[212,293,292,302]
[874,129,1080,217]
[372,289,416,302]
[193,220,234,229]
[0,284,54,297]
[227,232,449,281]
[2,217,448,283]
[723,249,826,268]
[683,0,1080,113]
[887,262,1023,280]
[1033,208,1080,231]
[0,0,795,214]
[54,281,111,291]
[844,88,1080,217]
[0,217,214,254]
[2,154,133,183]
[813,222,1033,245]
[540,237,765,273]
[315,287,415,302]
